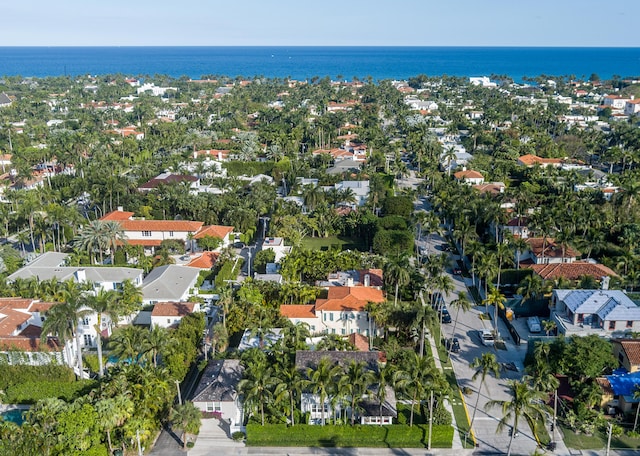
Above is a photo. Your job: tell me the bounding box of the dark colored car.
[440,307,452,324]
[453,267,462,275]
[446,338,460,353]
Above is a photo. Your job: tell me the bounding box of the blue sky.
[4,0,639,47]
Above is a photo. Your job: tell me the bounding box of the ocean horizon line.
[1,45,640,49]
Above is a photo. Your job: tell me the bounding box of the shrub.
[232,431,246,441]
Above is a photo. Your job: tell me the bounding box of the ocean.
[0,47,639,81]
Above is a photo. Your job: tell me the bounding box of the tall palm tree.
[109,325,150,365]
[273,364,302,426]
[84,289,119,377]
[41,283,91,376]
[217,285,234,330]
[469,353,501,436]
[448,291,472,356]
[102,220,127,265]
[394,352,446,427]
[384,255,411,306]
[74,220,109,265]
[305,357,343,426]
[343,361,375,425]
[145,325,169,368]
[169,401,202,449]
[484,286,507,336]
[238,361,276,426]
[485,380,550,456]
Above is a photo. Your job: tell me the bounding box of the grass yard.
[300,235,367,251]
[560,426,640,451]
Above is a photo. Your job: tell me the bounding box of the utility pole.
[552,389,558,444]
[136,429,143,456]
[605,422,612,456]
[427,390,434,450]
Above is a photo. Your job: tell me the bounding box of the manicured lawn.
[300,235,367,251]
[246,424,453,448]
[560,426,640,451]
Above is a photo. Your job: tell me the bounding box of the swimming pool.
[1,409,25,425]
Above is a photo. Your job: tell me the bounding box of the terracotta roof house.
[0,298,70,367]
[192,359,244,433]
[526,262,617,284]
[454,169,484,185]
[612,339,640,373]
[517,154,563,168]
[185,251,219,269]
[502,217,531,239]
[522,238,580,265]
[473,182,505,195]
[280,287,385,337]
[150,301,200,328]
[551,289,640,337]
[100,209,233,250]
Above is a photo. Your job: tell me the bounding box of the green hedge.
[246,424,453,448]
[214,258,244,288]
[5,379,97,404]
[0,364,75,391]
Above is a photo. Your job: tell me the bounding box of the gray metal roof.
[556,289,640,321]
[142,265,200,302]
[192,359,243,403]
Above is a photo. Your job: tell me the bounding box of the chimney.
[601,276,610,291]
[364,274,371,287]
[117,206,124,212]
[346,277,354,287]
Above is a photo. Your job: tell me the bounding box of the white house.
[454,169,484,185]
[552,289,640,337]
[100,209,233,251]
[136,83,177,96]
[0,298,72,367]
[625,99,640,116]
[295,351,396,425]
[261,237,292,263]
[522,238,580,265]
[603,95,630,110]
[280,286,385,337]
[192,359,245,433]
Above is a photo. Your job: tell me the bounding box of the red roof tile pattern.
[101,210,135,221]
[525,237,580,259]
[454,170,484,180]
[120,219,204,232]
[186,252,219,269]
[359,269,383,287]
[518,154,563,167]
[138,174,198,189]
[315,287,385,312]
[193,225,234,240]
[613,339,640,366]
[348,333,370,351]
[151,302,196,317]
[0,336,60,352]
[526,262,617,280]
[280,305,317,319]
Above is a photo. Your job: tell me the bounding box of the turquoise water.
[1,409,25,425]
[0,46,638,80]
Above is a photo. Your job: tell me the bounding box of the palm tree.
[273,364,302,426]
[102,220,127,265]
[74,220,109,265]
[517,274,544,303]
[393,352,446,427]
[217,285,234,330]
[385,255,411,306]
[84,289,119,377]
[484,286,506,336]
[95,395,134,453]
[485,380,549,456]
[448,291,472,356]
[343,361,375,425]
[145,325,169,368]
[494,242,513,290]
[305,357,343,426]
[109,325,149,365]
[238,360,276,426]
[169,401,202,449]
[41,283,91,376]
[469,353,501,435]
[542,319,557,337]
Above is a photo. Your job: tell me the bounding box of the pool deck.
[0,404,30,412]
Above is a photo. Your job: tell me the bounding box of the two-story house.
[280,286,385,337]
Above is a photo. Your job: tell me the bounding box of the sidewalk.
[428,334,464,450]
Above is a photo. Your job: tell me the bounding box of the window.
[341,328,345,335]
[142,231,151,237]
[82,317,90,326]
[214,402,221,412]
[167,319,171,324]
[169,231,174,237]
[311,404,329,414]
[329,313,333,321]
[609,321,616,330]
[627,321,634,328]
[577,314,584,323]
[331,328,336,334]
[310,325,315,331]
[83,334,92,346]
[206,403,214,412]
[323,313,327,321]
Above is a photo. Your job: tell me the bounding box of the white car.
[479,329,495,346]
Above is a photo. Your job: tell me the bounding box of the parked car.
[233,241,245,249]
[453,267,462,275]
[527,316,542,333]
[479,329,495,346]
[439,307,452,324]
[445,337,460,353]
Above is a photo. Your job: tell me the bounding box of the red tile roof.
[525,237,580,259]
[348,333,370,351]
[280,305,317,319]
[121,219,204,232]
[526,262,617,280]
[101,210,135,221]
[138,174,198,189]
[186,251,219,269]
[613,339,640,366]
[151,302,196,317]
[454,170,484,180]
[316,287,385,311]
[0,336,61,352]
[359,269,383,287]
[194,225,234,240]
